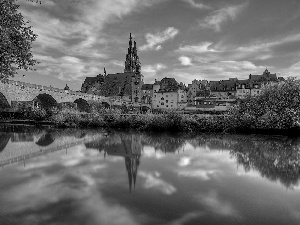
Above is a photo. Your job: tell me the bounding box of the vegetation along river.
[0,127,300,225]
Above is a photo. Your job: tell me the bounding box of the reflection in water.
[0,133,11,152]
[1,129,300,224]
[85,133,142,192]
[186,134,300,188]
[229,135,300,188]
[11,133,34,142]
[36,133,55,147]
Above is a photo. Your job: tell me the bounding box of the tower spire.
[124,33,141,74]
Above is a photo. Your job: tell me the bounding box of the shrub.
[228,77,300,131]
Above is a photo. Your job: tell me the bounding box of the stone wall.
[0,80,109,107]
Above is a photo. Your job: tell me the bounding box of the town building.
[209,78,238,100]
[141,84,153,104]
[152,77,187,110]
[187,79,208,105]
[194,96,236,111]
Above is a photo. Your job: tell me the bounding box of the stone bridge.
[0,80,111,111]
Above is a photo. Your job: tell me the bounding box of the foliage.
[228,77,300,131]
[0,0,38,80]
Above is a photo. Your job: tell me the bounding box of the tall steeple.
[124,33,141,74]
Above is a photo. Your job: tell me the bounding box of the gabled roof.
[157,77,180,93]
[209,79,237,92]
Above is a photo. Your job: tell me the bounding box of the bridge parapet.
[0,79,112,106]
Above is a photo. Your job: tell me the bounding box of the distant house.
[152,77,187,110]
[209,78,238,100]
[141,84,153,104]
[187,79,208,105]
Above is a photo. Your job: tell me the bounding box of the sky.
[15,0,300,91]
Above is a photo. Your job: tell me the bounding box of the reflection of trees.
[185,134,300,188]
[229,136,300,188]
[0,133,12,152]
[141,133,186,153]
[11,133,34,142]
[35,133,55,147]
[187,134,237,150]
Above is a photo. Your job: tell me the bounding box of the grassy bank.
[39,108,298,135]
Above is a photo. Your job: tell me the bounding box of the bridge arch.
[74,98,90,112]
[0,92,11,111]
[141,105,151,113]
[34,93,58,110]
[102,101,110,109]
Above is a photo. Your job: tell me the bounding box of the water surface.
[0,127,300,225]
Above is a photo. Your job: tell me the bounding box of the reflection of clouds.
[168,212,204,225]
[178,157,191,167]
[21,144,90,170]
[175,144,235,181]
[79,191,139,225]
[143,146,166,159]
[198,191,241,219]
[236,169,261,178]
[1,145,140,225]
[139,171,177,195]
[178,169,215,180]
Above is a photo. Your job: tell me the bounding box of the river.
[0,127,300,225]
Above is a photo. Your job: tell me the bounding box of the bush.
[228,77,300,131]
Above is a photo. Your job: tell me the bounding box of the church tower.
[124,33,143,103]
[124,33,141,74]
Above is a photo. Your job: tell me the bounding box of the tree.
[229,77,300,129]
[0,0,38,81]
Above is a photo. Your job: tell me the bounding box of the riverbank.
[1,109,300,135]
[46,109,300,135]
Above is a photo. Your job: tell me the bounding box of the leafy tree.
[0,0,38,81]
[229,77,300,129]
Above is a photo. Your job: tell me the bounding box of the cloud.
[177,42,218,54]
[179,56,193,66]
[199,3,247,32]
[110,60,124,67]
[165,60,265,85]
[139,171,177,195]
[143,63,167,73]
[140,27,179,51]
[18,0,162,82]
[183,0,210,10]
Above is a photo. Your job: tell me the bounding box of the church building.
[81,33,144,103]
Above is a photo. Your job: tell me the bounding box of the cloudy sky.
[16,0,300,90]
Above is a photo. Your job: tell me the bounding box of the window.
[154,95,156,97]
[161,97,164,100]
[166,100,168,103]
[161,102,164,105]
[166,105,168,107]
[157,105,159,107]
[204,102,207,105]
